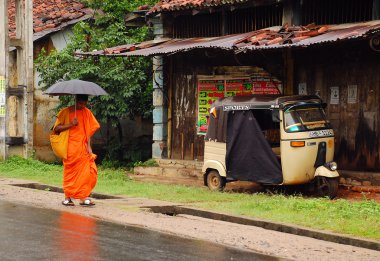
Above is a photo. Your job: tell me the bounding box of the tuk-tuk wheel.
[206,170,226,191]
[315,176,339,199]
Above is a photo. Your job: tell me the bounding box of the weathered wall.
[295,40,380,171]
[32,28,73,160]
[168,42,380,172]
[169,50,283,161]
[32,37,60,161]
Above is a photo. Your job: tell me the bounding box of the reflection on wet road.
[0,201,284,261]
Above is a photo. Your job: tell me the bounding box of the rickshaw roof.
[210,95,322,110]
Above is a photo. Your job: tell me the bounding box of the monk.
[53,94,100,206]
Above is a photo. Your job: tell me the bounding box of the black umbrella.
[44,80,108,117]
[44,79,108,96]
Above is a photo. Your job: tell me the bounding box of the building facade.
[147,0,380,172]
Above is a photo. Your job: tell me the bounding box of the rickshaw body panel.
[280,136,335,185]
[315,166,339,178]
[203,141,227,177]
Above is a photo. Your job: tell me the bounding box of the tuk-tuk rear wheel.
[315,176,339,199]
[206,170,226,191]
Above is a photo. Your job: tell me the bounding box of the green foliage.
[85,0,158,18]
[35,0,156,162]
[133,158,159,167]
[36,25,153,121]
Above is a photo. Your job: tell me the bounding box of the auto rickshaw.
[202,95,339,199]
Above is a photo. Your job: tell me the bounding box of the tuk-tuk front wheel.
[206,170,226,191]
[315,176,339,199]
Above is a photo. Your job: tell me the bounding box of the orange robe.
[55,107,100,199]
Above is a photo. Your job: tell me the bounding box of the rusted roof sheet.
[8,0,92,39]
[148,0,251,15]
[75,21,380,57]
[243,21,380,50]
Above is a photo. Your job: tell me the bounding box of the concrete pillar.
[151,16,169,158]
[152,56,168,158]
[0,0,9,160]
[25,0,34,157]
[5,0,33,158]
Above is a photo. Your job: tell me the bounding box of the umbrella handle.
[74,95,77,119]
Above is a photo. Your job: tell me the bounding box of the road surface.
[0,200,282,261]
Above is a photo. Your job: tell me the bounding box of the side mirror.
[272,110,280,122]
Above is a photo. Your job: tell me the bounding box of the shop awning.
[75,20,380,58]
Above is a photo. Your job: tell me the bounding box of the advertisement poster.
[225,78,253,97]
[197,79,225,134]
[298,83,307,95]
[330,86,339,105]
[250,68,281,95]
[0,76,5,117]
[347,85,357,104]
[197,69,283,134]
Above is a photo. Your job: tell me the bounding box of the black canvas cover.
[205,107,228,142]
[226,110,283,184]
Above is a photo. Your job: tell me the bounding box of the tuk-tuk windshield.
[284,105,331,132]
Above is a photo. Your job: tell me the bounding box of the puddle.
[0,201,280,261]
[10,183,122,199]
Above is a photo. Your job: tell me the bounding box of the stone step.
[155,159,203,170]
[134,166,203,179]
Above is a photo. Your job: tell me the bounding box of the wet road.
[0,201,284,261]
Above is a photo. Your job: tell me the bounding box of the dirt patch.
[338,186,380,203]
[130,174,380,203]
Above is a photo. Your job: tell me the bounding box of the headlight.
[325,162,338,171]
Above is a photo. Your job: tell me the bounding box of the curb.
[148,205,380,252]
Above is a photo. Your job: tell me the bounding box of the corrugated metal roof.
[77,32,253,57]
[147,0,251,15]
[75,21,380,57]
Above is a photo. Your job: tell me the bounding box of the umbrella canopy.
[44,80,108,96]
